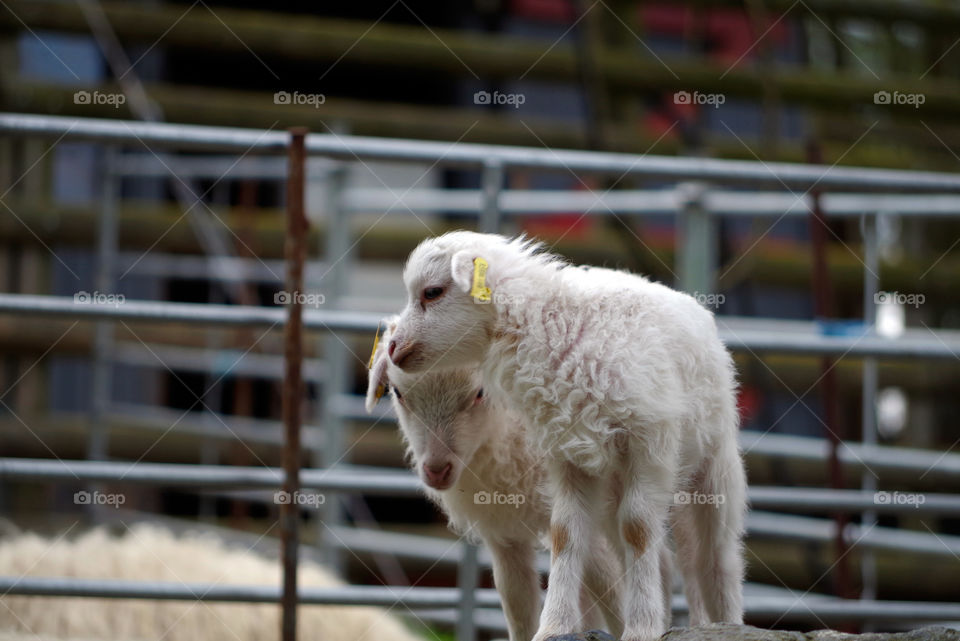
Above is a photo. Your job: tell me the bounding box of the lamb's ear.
[365,319,395,413]
[450,250,476,293]
[450,250,493,303]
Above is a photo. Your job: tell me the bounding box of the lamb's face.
[389,240,495,373]
[389,368,489,491]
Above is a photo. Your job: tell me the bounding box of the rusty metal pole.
[806,140,854,606]
[281,127,308,641]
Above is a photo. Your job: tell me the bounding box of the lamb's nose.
[390,340,417,368]
[422,462,452,486]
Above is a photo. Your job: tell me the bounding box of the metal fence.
[2,112,960,638]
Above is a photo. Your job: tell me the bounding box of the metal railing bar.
[0,293,372,331]
[0,457,422,494]
[323,520,960,569]
[5,457,960,515]
[739,597,960,623]
[749,487,960,514]
[2,576,959,623]
[3,294,960,359]
[718,326,960,360]
[0,576,500,608]
[88,186,960,218]
[749,512,960,557]
[4,113,960,192]
[740,431,960,481]
[343,188,960,217]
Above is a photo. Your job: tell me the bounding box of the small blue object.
[815,319,867,337]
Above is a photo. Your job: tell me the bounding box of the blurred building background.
[1,0,960,636]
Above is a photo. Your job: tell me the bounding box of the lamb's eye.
[423,286,444,301]
[475,389,484,400]
[393,387,403,401]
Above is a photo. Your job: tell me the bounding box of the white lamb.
[366,316,674,641]
[386,231,747,641]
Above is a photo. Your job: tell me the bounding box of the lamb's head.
[367,315,492,491]
[388,231,515,373]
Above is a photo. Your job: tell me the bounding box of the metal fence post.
[480,159,503,234]
[676,182,713,295]
[319,160,350,574]
[451,158,504,641]
[860,214,880,604]
[456,542,480,641]
[281,127,309,641]
[87,145,119,466]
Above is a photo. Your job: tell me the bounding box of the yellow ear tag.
[470,257,492,303]
[368,322,386,401]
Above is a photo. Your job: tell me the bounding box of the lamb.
[367,316,673,641]
[386,231,747,641]
[0,523,422,641]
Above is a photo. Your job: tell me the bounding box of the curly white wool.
[392,231,746,641]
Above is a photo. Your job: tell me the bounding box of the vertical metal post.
[87,145,119,465]
[319,160,349,573]
[806,141,853,603]
[452,159,503,641]
[456,542,480,641]
[480,159,503,234]
[281,127,308,641]
[860,214,879,604]
[677,182,714,295]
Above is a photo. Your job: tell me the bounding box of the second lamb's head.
[367,316,491,491]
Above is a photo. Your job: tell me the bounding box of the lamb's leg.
[488,538,541,641]
[533,461,602,641]
[659,541,674,631]
[581,534,624,638]
[690,436,746,623]
[578,575,606,634]
[616,472,670,641]
[671,505,708,626]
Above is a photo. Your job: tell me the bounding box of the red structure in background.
[510,1,794,239]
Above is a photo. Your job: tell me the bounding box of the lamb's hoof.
[545,631,618,641]
[584,631,619,641]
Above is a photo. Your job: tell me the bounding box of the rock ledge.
[548,624,959,641]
